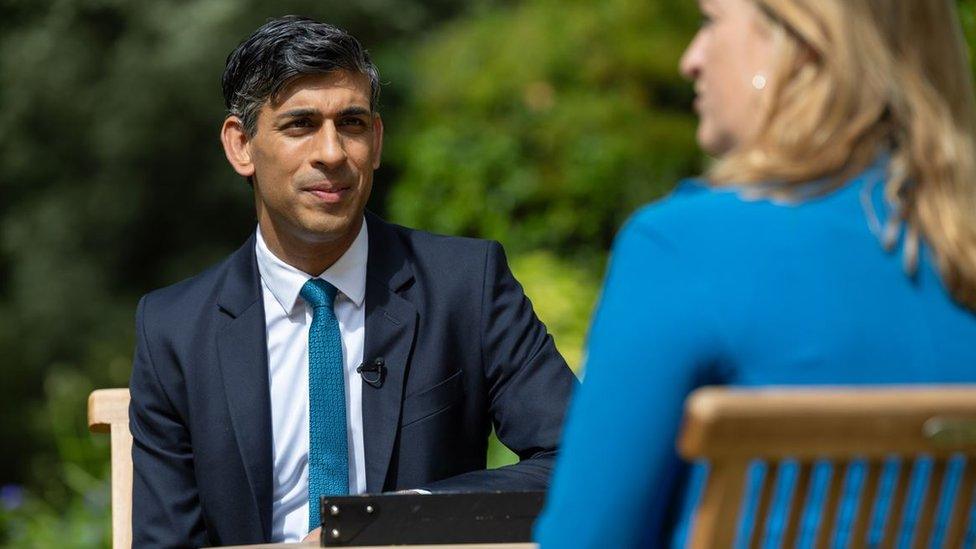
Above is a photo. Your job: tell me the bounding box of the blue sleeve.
[129,296,208,548]
[534,211,728,547]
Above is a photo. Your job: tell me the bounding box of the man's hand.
[303,527,321,543]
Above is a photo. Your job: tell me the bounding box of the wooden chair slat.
[748,461,778,549]
[688,459,750,549]
[815,460,848,549]
[944,457,976,548]
[849,460,882,549]
[782,461,813,547]
[881,458,913,547]
[911,458,947,549]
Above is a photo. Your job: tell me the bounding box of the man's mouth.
[304,184,352,204]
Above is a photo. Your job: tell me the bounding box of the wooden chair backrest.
[88,388,132,549]
[678,385,976,549]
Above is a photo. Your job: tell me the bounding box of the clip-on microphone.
[357,357,386,388]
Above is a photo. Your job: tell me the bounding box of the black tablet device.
[319,491,545,546]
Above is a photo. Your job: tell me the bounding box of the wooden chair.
[88,388,132,549]
[678,386,976,549]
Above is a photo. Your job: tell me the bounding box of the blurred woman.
[535,0,976,546]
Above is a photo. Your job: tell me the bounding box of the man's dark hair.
[221,15,381,137]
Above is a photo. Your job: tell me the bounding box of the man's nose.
[312,122,348,168]
[679,33,704,81]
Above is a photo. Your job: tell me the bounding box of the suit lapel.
[362,213,417,492]
[215,234,273,541]
[211,217,415,522]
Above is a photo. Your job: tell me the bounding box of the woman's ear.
[221,116,255,178]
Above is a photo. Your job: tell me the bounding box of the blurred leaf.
[387,0,702,256]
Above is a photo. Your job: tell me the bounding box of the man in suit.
[128,15,577,547]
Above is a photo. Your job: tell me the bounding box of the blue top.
[534,161,976,548]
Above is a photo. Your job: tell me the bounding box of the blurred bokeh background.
[0,0,973,545]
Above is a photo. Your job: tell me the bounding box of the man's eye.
[281,118,315,131]
[339,118,367,128]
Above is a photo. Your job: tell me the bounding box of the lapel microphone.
[357,357,386,388]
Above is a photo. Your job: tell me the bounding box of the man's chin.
[298,215,362,244]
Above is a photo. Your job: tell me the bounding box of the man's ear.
[221,116,255,178]
[372,114,384,170]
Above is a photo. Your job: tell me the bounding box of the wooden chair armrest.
[88,388,131,434]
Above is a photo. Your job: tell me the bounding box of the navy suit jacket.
[128,213,577,547]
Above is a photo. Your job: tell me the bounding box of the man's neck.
[257,217,362,276]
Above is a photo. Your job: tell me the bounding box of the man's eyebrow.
[276,108,320,120]
[338,106,371,117]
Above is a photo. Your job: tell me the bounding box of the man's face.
[246,71,382,248]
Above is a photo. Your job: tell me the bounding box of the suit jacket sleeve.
[423,241,579,492]
[129,295,208,548]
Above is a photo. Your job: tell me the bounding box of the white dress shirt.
[255,221,368,542]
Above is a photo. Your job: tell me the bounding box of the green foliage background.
[0,0,973,545]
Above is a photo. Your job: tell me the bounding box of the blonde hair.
[709,0,976,309]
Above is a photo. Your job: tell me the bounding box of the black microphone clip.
[357,357,386,388]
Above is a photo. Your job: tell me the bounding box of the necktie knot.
[301,278,338,309]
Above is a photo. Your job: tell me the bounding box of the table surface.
[225,541,537,549]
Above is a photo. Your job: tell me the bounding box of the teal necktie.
[300,279,348,532]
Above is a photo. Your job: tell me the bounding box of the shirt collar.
[255,219,368,315]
